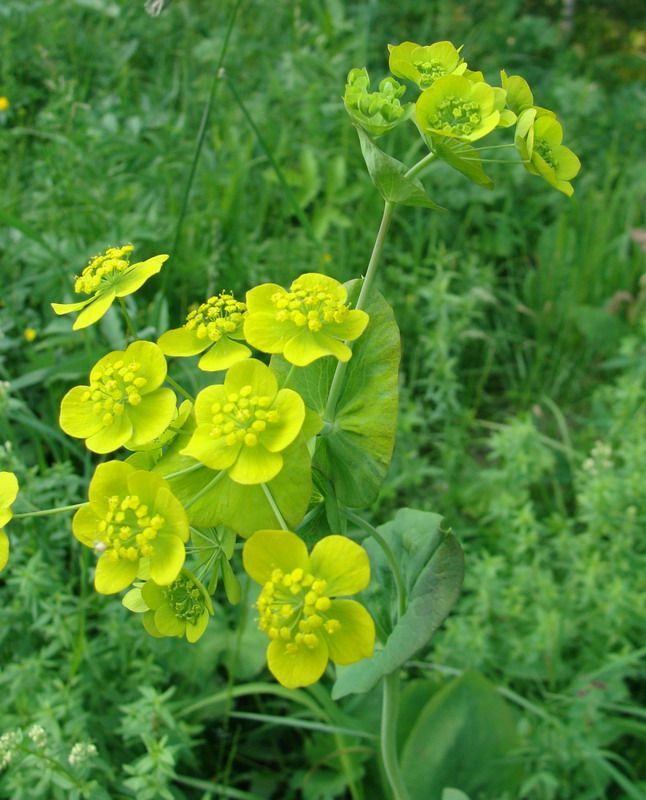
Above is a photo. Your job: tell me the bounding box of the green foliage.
[401,670,522,799]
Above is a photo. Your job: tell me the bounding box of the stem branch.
[13,502,86,519]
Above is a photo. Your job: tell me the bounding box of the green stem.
[323,200,394,421]
[185,470,225,509]
[165,374,194,403]
[118,296,139,342]
[224,75,319,246]
[165,0,243,283]
[342,508,407,618]
[163,462,203,480]
[403,151,438,180]
[381,671,411,800]
[13,502,86,519]
[261,482,288,530]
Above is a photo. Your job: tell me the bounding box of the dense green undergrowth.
[1,0,645,798]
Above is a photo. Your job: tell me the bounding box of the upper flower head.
[181,358,305,484]
[0,472,19,572]
[51,245,168,330]
[343,68,413,138]
[416,74,500,142]
[59,340,177,454]
[388,41,466,90]
[123,567,214,642]
[515,110,581,197]
[73,460,189,594]
[157,291,250,372]
[243,530,375,689]
[244,273,369,367]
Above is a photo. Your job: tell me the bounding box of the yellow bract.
[244,273,369,367]
[158,291,251,372]
[0,471,19,572]
[243,530,375,688]
[73,461,189,594]
[59,340,177,454]
[181,358,305,484]
[51,245,168,330]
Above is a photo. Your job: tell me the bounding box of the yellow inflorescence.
[428,95,481,137]
[185,293,247,342]
[257,567,341,653]
[272,278,350,333]
[209,385,278,448]
[74,244,134,295]
[81,358,148,427]
[99,493,164,562]
[415,58,448,88]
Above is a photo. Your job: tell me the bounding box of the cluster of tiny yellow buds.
[416,59,450,88]
[535,137,558,169]
[429,96,481,136]
[185,293,247,342]
[273,280,350,332]
[209,385,277,448]
[257,567,341,653]
[81,359,148,427]
[74,244,134,295]
[161,573,206,624]
[96,493,164,562]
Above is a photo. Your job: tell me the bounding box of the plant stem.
[118,296,138,341]
[381,671,411,800]
[342,508,407,618]
[185,470,225,509]
[165,0,243,283]
[323,200,394,421]
[404,151,438,180]
[224,75,319,246]
[261,482,288,530]
[165,374,194,403]
[13,502,86,519]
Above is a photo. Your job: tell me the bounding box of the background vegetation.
[1,0,645,797]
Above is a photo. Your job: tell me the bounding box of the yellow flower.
[73,461,189,594]
[244,273,369,367]
[243,530,375,689]
[416,74,500,142]
[0,472,19,572]
[515,110,580,197]
[157,291,250,372]
[123,568,214,642]
[59,340,177,454]
[24,328,37,342]
[51,244,168,330]
[181,358,305,484]
[0,97,9,112]
[387,41,466,90]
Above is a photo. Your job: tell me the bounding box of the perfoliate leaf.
[332,509,464,699]
[357,127,446,210]
[433,139,494,189]
[271,281,400,508]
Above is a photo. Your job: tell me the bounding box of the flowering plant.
[9,37,580,800]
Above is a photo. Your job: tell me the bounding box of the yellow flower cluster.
[186,293,247,342]
[74,244,135,295]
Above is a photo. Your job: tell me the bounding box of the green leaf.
[433,139,494,189]
[356,127,446,210]
[442,789,472,800]
[152,414,312,536]
[271,281,400,508]
[401,670,523,798]
[332,509,464,699]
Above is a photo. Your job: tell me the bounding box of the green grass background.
[1,0,645,798]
